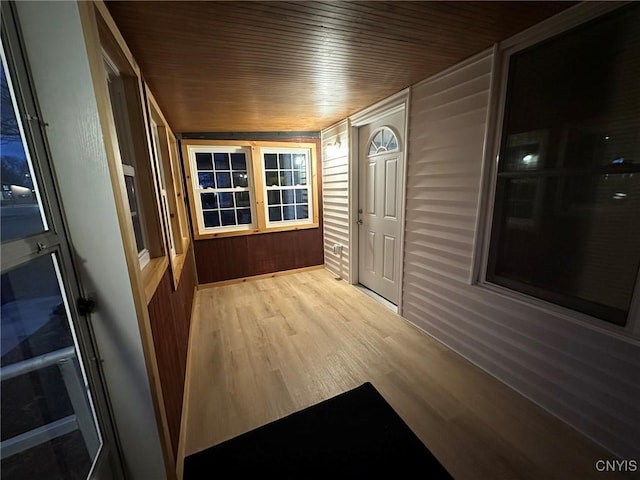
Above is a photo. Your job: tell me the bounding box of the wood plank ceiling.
[105,1,575,133]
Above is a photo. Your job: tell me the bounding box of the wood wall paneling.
[147,248,197,457]
[194,227,324,284]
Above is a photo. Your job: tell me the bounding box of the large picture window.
[183,140,319,239]
[487,4,640,326]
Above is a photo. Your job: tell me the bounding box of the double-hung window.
[263,148,312,226]
[183,141,318,239]
[192,146,255,232]
[485,4,640,326]
[146,89,191,288]
[104,56,151,269]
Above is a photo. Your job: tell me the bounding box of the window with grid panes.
[263,148,311,225]
[193,147,254,231]
[183,141,318,238]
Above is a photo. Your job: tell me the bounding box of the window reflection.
[1,255,101,479]
[488,4,640,325]
[1,52,47,243]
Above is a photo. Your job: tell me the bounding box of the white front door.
[358,109,405,304]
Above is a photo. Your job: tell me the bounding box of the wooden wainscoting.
[193,228,324,284]
[181,268,631,480]
[147,248,197,458]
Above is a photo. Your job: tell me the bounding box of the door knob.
[357,219,363,225]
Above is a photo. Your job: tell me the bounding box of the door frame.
[0,2,125,477]
[348,88,411,315]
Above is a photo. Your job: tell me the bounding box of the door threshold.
[355,284,398,313]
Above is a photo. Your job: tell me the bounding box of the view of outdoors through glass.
[1,45,103,479]
[1,54,47,242]
[1,256,102,479]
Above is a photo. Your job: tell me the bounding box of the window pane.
[295,188,308,203]
[294,170,307,186]
[296,204,309,220]
[218,193,233,208]
[235,191,250,208]
[231,153,246,170]
[216,172,231,188]
[201,192,218,209]
[268,206,281,222]
[203,210,220,227]
[267,190,281,205]
[232,172,248,188]
[282,171,293,186]
[264,154,278,170]
[493,175,639,321]
[279,153,292,169]
[369,131,382,155]
[198,172,215,189]
[214,153,230,170]
[125,175,145,253]
[195,153,213,171]
[489,5,640,325]
[265,171,279,187]
[220,210,236,226]
[502,131,546,172]
[282,189,294,204]
[237,209,251,225]
[1,60,47,243]
[563,127,637,169]
[283,205,295,221]
[1,255,102,479]
[292,154,306,167]
[504,178,538,221]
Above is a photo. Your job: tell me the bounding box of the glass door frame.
[1,2,125,478]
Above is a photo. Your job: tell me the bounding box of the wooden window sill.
[169,236,191,289]
[193,222,320,241]
[142,256,168,304]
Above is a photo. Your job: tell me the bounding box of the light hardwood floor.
[181,268,631,479]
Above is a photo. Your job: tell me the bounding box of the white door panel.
[383,235,396,281]
[384,158,398,218]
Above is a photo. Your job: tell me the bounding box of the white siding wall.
[402,49,640,459]
[321,120,350,278]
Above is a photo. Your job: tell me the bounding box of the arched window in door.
[368,127,399,155]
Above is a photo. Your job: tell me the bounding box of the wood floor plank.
[182,268,632,479]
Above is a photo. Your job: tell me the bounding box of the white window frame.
[187,145,257,236]
[149,117,176,259]
[475,2,640,337]
[182,140,319,240]
[122,164,150,269]
[104,54,151,270]
[261,146,314,229]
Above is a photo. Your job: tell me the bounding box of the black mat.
[184,382,453,479]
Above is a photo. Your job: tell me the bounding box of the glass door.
[1,4,122,479]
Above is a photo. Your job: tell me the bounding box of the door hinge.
[77,296,97,316]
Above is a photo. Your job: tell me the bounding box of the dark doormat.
[183,382,453,479]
